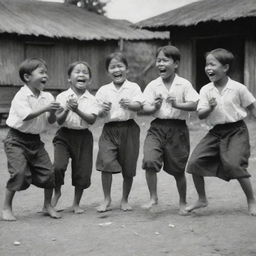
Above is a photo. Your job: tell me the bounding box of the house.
[0,0,168,121]
[136,0,256,95]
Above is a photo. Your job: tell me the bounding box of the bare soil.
[1,117,256,256]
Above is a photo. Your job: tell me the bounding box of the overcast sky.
[41,0,200,22]
[105,0,200,22]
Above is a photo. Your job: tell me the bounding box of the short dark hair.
[67,61,92,78]
[19,58,47,83]
[105,52,128,70]
[206,48,234,67]
[156,45,181,62]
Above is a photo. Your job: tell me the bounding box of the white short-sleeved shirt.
[95,80,143,123]
[143,75,199,120]
[56,88,98,129]
[198,77,256,127]
[6,85,54,134]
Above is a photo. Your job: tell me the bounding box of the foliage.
[64,0,108,15]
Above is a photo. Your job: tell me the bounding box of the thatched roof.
[136,0,256,30]
[0,0,168,40]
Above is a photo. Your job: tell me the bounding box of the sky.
[41,0,200,22]
[105,0,200,22]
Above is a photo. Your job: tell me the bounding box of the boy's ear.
[223,64,230,73]
[23,73,31,82]
[174,60,179,69]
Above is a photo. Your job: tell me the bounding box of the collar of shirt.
[208,77,234,94]
[23,84,46,99]
[154,74,183,89]
[109,80,130,92]
[66,87,91,99]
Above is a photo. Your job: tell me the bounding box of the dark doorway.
[195,36,244,91]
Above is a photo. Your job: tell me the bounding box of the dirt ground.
[1,116,256,256]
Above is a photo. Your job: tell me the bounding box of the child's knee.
[143,159,161,172]
[7,172,31,191]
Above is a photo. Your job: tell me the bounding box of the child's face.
[205,54,229,83]
[69,63,91,91]
[27,65,48,92]
[107,58,127,86]
[156,50,178,81]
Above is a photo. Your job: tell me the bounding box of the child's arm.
[119,98,142,112]
[24,101,60,123]
[198,98,217,119]
[55,107,70,125]
[98,101,111,117]
[140,96,163,115]
[167,97,198,111]
[68,99,97,124]
[247,102,256,120]
[74,108,97,125]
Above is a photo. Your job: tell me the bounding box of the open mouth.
[158,68,167,75]
[207,71,215,77]
[113,73,123,79]
[77,78,86,83]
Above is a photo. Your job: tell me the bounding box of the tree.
[64,0,108,15]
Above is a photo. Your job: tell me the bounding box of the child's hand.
[102,101,112,112]
[119,98,131,109]
[47,101,61,113]
[209,97,217,109]
[154,94,163,110]
[66,98,78,112]
[166,96,177,107]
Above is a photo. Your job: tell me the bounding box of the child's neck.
[71,87,86,97]
[27,84,40,98]
[214,76,228,88]
[162,73,175,90]
[113,81,125,90]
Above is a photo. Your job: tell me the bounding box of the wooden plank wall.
[244,37,256,97]
[0,37,24,86]
[0,35,118,94]
[172,37,194,87]
[25,39,117,93]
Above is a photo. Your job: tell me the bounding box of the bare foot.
[2,209,16,221]
[141,199,158,210]
[40,207,47,214]
[248,201,256,216]
[179,204,190,216]
[52,192,61,208]
[72,206,85,214]
[97,200,111,213]
[120,201,132,211]
[45,205,62,219]
[186,200,208,212]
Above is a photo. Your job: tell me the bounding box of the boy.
[96,52,143,212]
[186,48,256,216]
[2,58,61,221]
[141,45,199,215]
[51,61,98,214]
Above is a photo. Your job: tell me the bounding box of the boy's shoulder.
[199,82,214,92]
[174,74,192,86]
[227,78,245,89]
[56,88,71,98]
[146,77,162,88]
[11,85,32,101]
[123,80,141,89]
[98,82,112,91]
